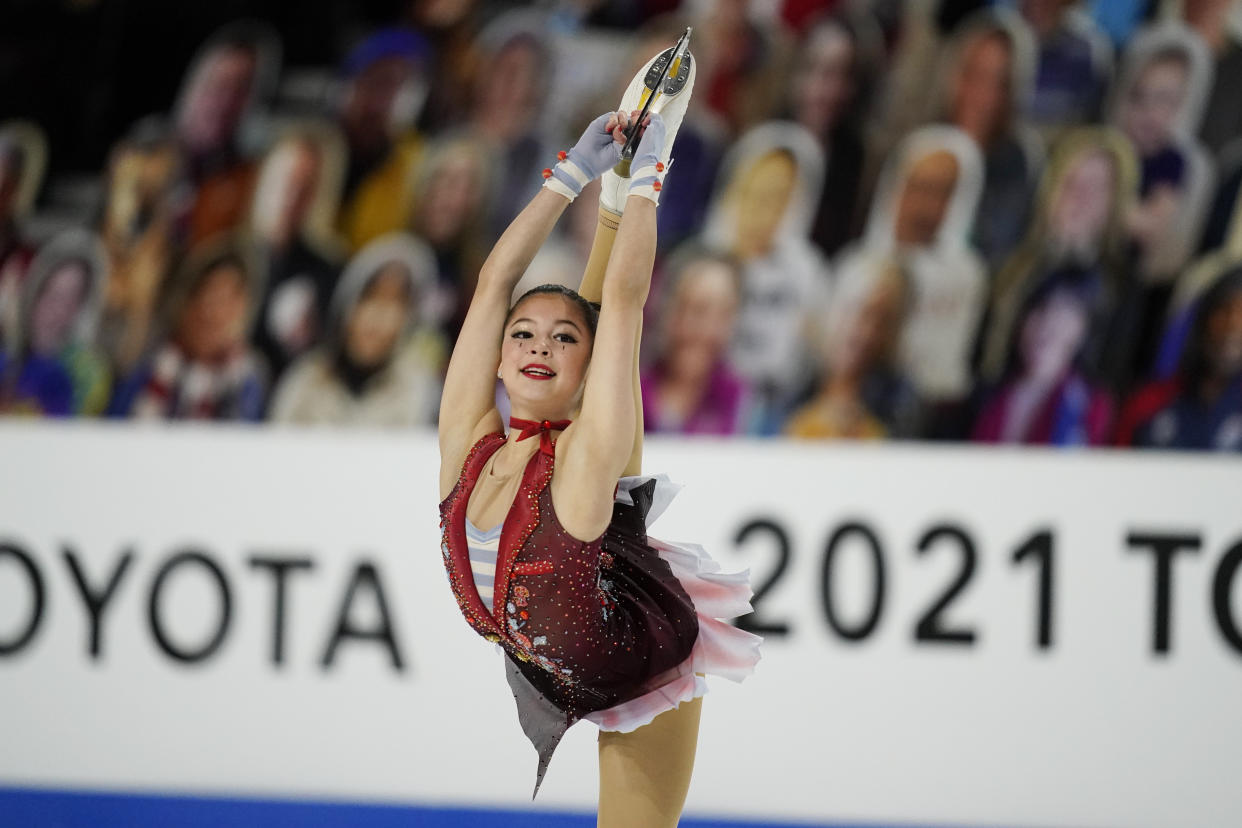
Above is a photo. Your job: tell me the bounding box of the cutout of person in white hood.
[269,232,445,427]
[701,120,830,432]
[835,124,985,432]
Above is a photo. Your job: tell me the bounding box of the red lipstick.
[520,363,556,380]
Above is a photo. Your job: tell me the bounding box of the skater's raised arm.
[438,112,629,495]
[438,190,568,491]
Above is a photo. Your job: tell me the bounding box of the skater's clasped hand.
[544,110,653,202]
[623,112,668,205]
[570,111,632,182]
[631,112,665,174]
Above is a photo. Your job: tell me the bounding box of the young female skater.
[436,63,760,825]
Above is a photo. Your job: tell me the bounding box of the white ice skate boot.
[599,28,695,214]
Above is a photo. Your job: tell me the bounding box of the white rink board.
[0,422,1240,827]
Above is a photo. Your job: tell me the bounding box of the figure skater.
[437,39,760,826]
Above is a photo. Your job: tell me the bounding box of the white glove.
[542,112,625,202]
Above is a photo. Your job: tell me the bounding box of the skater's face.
[500,293,592,418]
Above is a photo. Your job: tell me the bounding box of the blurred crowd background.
[2,0,1242,450]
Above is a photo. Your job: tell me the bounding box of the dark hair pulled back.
[507,283,599,337]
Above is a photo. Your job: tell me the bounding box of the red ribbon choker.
[508,417,572,456]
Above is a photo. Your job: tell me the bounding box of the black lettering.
[1012,529,1055,650]
[1212,540,1242,656]
[321,561,404,671]
[1126,532,1201,655]
[732,519,792,636]
[913,524,978,646]
[248,555,315,666]
[0,542,45,656]
[148,550,232,663]
[821,521,886,642]
[63,547,134,659]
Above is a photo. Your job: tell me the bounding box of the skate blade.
[636,46,694,114]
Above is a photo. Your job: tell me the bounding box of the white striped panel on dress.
[465,518,502,606]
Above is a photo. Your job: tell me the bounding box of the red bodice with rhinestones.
[439,431,698,719]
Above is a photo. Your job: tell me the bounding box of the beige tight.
[576,208,646,478]
[596,697,703,827]
[581,205,702,825]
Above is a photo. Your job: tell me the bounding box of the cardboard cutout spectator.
[840,124,985,422]
[1019,0,1114,130]
[248,125,346,382]
[1154,142,1242,377]
[174,22,281,246]
[1181,0,1242,156]
[467,12,556,242]
[96,120,182,374]
[408,0,485,132]
[1112,22,1215,282]
[0,123,46,354]
[873,1,978,153]
[1165,140,1242,379]
[873,1,941,144]
[1154,250,1242,381]
[978,128,1140,388]
[111,239,267,420]
[269,233,445,427]
[1116,265,1242,450]
[787,11,883,257]
[0,230,110,417]
[640,245,751,435]
[1111,22,1217,379]
[692,0,796,137]
[702,121,829,430]
[1197,137,1242,256]
[935,8,1045,268]
[972,267,1113,445]
[409,133,492,339]
[786,255,921,439]
[336,27,432,251]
